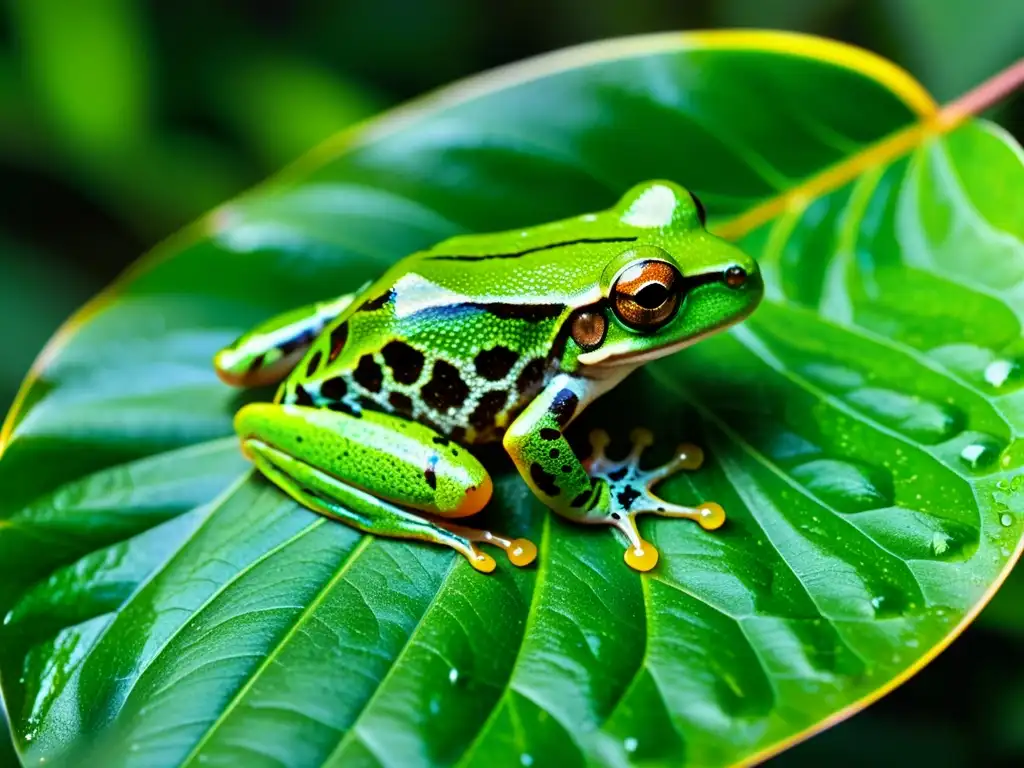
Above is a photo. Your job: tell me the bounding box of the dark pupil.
[634,283,669,308]
[690,192,707,226]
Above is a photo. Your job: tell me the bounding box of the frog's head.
[574,180,763,369]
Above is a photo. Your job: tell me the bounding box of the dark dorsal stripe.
[413,302,565,324]
[481,303,565,321]
[359,289,395,312]
[425,236,638,262]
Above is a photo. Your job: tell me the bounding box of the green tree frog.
[215,181,763,573]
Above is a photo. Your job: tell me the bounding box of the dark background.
[0,1,1022,765]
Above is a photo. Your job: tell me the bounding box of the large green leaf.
[1,31,1022,767]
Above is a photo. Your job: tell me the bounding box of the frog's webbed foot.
[583,428,725,572]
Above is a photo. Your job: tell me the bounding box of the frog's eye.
[611,259,681,330]
[689,191,707,227]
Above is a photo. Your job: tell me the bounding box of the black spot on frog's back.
[320,376,347,400]
[389,391,414,416]
[470,390,508,431]
[305,351,322,377]
[293,384,314,407]
[381,340,425,385]
[328,322,349,363]
[354,355,383,393]
[516,358,547,395]
[421,360,470,412]
[474,346,519,381]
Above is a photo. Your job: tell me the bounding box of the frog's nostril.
[724,265,748,288]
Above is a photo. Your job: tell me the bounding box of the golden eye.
[612,259,681,330]
[570,309,607,351]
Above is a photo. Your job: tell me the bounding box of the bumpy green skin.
[217,180,763,572]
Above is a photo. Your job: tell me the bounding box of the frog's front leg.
[215,293,358,387]
[503,373,724,572]
[235,403,537,573]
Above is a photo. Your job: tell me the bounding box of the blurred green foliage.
[0,0,1020,766]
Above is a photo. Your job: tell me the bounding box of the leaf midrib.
[177,530,368,766]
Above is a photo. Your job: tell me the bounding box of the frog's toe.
[467,549,497,574]
[606,511,660,573]
[508,538,538,567]
[434,521,538,569]
[648,499,726,530]
[623,538,660,572]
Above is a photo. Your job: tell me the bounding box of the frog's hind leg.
[214,292,358,387]
[245,442,506,572]
[583,428,725,572]
[236,402,537,573]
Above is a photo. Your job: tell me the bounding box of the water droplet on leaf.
[959,436,1003,470]
[984,359,1020,389]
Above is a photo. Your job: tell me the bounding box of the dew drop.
[984,359,1020,389]
[449,668,459,684]
[520,754,534,767]
[869,587,908,619]
[624,737,639,754]
[1000,513,1013,527]
[929,344,1024,392]
[958,435,1003,470]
